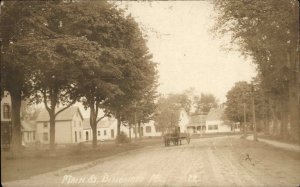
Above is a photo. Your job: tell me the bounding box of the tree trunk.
[90,104,97,148]
[117,112,121,136]
[280,102,289,140]
[49,112,56,150]
[92,125,97,148]
[243,103,247,138]
[10,91,22,157]
[134,122,137,142]
[288,0,300,143]
[129,123,132,142]
[288,50,300,142]
[138,121,141,139]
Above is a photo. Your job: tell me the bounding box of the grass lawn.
[1,138,162,182]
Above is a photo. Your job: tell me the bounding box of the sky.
[117,1,256,103]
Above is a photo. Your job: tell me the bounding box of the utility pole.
[251,83,258,141]
[128,123,132,143]
[134,102,137,142]
[243,103,247,137]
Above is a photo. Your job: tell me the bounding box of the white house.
[187,114,207,134]
[81,108,191,141]
[1,92,12,149]
[21,120,36,145]
[83,117,165,141]
[140,120,162,137]
[205,106,239,133]
[83,118,118,141]
[83,119,93,141]
[35,106,84,144]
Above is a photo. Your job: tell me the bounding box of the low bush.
[116,132,130,144]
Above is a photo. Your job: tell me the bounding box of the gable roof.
[98,118,117,128]
[206,107,225,121]
[36,106,83,122]
[188,114,206,125]
[83,117,117,130]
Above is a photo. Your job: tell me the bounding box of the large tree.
[121,78,158,140]
[104,16,158,140]
[44,1,158,145]
[225,81,252,124]
[154,93,191,134]
[1,1,121,150]
[0,1,52,155]
[27,36,102,150]
[212,0,299,140]
[193,93,218,114]
[225,81,270,133]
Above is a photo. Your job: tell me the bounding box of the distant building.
[141,120,162,137]
[1,92,12,149]
[83,117,163,141]
[83,118,117,141]
[35,106,84,144]
[187,114,207,134]
[21,120,36,145]
[205,106,239,133]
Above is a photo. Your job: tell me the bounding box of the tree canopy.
[212,0,299,140]
[193,93,218,114]
[1,0,158,149]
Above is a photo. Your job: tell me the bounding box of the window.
[43,122,48,128]
[43,132,48,141]
[155,126,161,132]
[75,131,77,142]
[146,126,151,133]
[98,131,100,136]
[104,130,107,136]
[3,104,11,119]
[33,133,35,140]
[79,131,81,140]
[27,132,29,140]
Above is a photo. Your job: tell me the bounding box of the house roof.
[83,117,116,129]
[206,107,225,121]
[98,118,116,128]
[21,120,36,132]
[36,106,83,122]
[188,114,206,126]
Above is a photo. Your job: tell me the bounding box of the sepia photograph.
[1,0,299,186]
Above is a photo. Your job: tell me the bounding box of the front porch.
[187,125,206,134]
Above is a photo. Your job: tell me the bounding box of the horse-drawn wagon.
[163,126,191,146]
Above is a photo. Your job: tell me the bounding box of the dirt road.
[4,136,300,187]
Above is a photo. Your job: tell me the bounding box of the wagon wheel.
[187,137,191,144]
